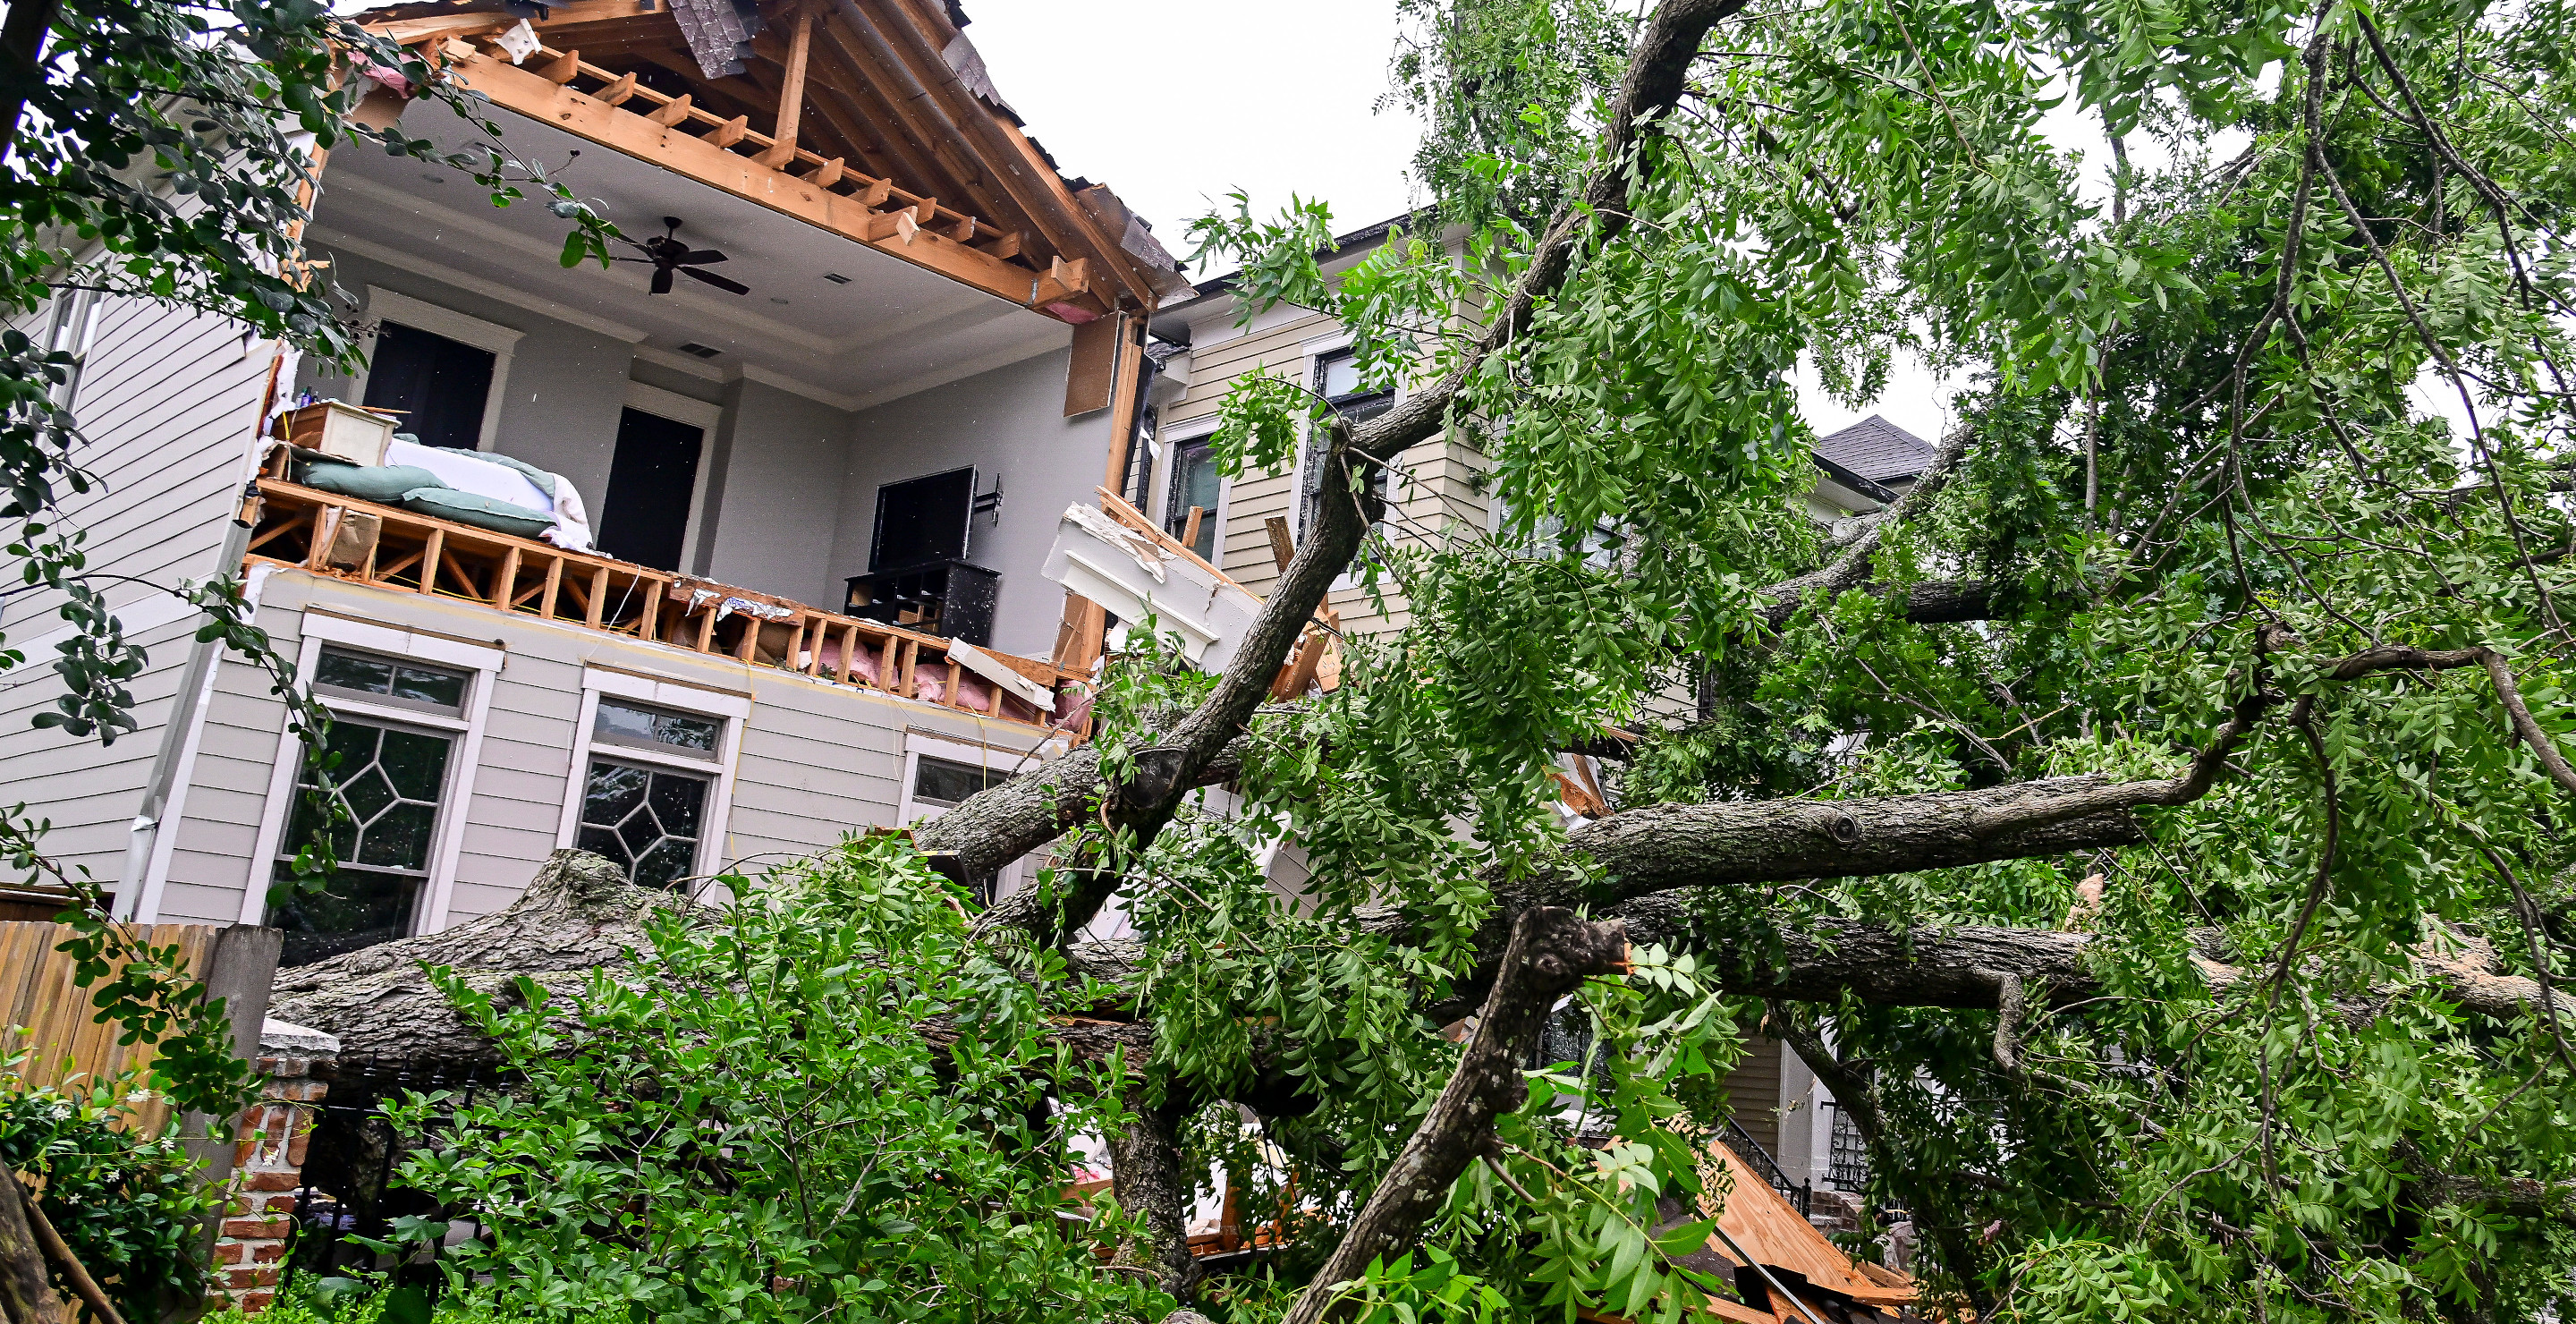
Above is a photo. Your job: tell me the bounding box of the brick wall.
[210,1020,338,1312]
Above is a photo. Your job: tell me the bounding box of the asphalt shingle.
[1815,414,1938,485]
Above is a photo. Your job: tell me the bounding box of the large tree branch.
[1278,908,1629,1324]
[951,0,1757,952]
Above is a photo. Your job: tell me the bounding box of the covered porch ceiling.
[310,99,1071,409]
[353,0,1191,321]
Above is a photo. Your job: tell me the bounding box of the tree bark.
[267,849,688,1065]
[1105,1091,1199,1302]
[0,1172,64,1324]
[0,0,60,161]
[1279,908,1628,1324]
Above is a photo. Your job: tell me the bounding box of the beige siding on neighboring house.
[1167,303,1492,641]
[154,568,1055,929]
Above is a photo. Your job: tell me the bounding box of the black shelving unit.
[844,559,1000,646]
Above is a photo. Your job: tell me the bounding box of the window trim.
[554,666,747,890]
[623,381,723,573]
[1153,414,1226,567]
[1289,333,1411,590]
[241,611,504,931]
[898,729,1059,897]
[352,286,524,454]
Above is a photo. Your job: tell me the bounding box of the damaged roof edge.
[349,0,1185,308]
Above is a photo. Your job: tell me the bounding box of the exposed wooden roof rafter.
[401,35,1089,313]
[359,0,1156,315]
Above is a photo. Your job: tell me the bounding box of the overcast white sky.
[959,0,1971,443]
[959,1,1428,271]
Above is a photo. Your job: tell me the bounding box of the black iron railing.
[1826,1103,1871,1193]
[1718,1116,1810,1217]
[284,1055,504,1289]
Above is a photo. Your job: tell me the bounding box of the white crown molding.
[739,362,861,412]
[310,225,649,344]
[630,344,727,381]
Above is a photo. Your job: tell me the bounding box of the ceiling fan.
[615,216,749,295]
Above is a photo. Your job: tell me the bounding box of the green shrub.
[376,835,1167,1323]
[0,1073,225,1320]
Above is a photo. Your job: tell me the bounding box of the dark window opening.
[869,466,975,572]
[597,407,706,571]
[361,321,496,451]
[911,754,996,809]
[1165,437,1220,562]
[576,760,710,889]
[268,717,453,967]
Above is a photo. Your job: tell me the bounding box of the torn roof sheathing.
[351,0,1189,310]
[1702,1146,1919,1312]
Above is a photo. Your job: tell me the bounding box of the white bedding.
[386,439,554,515]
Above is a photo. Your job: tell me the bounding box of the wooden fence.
[2,921,281,1138]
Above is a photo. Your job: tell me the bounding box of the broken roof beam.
[428,39,1085,319]
[829,0,1130,314]
[805,10,1037,269]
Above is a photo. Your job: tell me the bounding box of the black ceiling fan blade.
[679,249,727,265]
[682,266,750,296]
[651,266,674,295]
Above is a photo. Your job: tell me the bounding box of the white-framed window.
[352,286,523,452]
[555,666,747,894]
[244,610,504,964]
[898,730,1056,901]
[1287,332,1411,588]
[1151,414,1225,565]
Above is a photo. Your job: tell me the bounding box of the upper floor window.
[363,322,495,451]
[1165,436,1221,562]
[1316,347,1396,424]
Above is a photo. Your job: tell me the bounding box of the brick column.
[211,1019,338,1313]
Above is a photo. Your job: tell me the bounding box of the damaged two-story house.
[0,0,1191,965]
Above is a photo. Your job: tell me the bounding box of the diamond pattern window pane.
[281,719,453,875]
[270,717,452,967]
[579,759,709,889]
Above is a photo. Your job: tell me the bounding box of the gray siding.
[156,568,1050,927]
[836,347,1109,659]
[694,378,856,607]
[295,250,638,505]
[0,293,271,890]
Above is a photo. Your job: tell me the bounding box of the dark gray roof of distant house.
[1815,414,1939,484]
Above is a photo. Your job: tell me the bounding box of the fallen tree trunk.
[267,849,689,1065]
